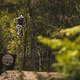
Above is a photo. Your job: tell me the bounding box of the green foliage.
[60,25,80,36]
[0,0,80,72]
[38,25,80,80]
[38,36,62,50]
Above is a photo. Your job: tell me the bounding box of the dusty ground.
[0,71,62,80]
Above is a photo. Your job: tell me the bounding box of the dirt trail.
[0,71,62,80]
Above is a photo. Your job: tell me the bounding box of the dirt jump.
[0,71,62,80]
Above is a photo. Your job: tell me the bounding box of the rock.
[0,71,62,80]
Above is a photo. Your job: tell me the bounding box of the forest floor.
[0,71,62,80]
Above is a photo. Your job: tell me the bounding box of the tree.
[0,0,80,72]
[38,25,80,80]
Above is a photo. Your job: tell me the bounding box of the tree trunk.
[27,0,36,71]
